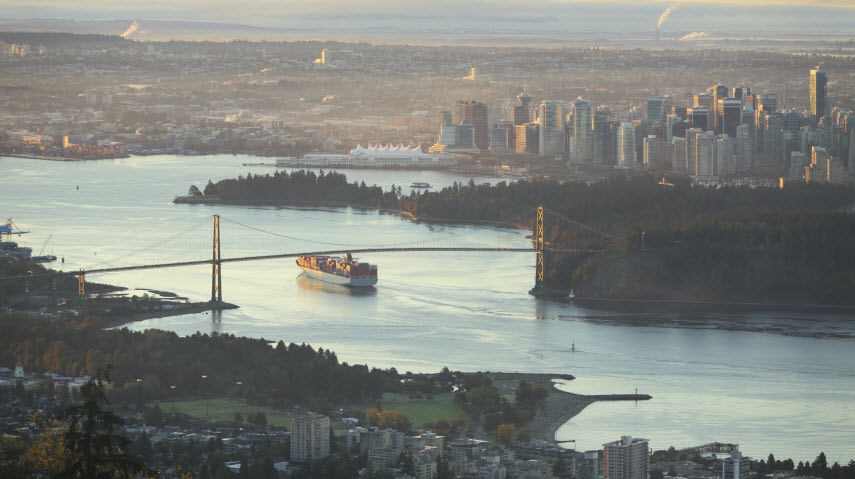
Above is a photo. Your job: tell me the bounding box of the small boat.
[571,341,575,352]
[409,182,432,189]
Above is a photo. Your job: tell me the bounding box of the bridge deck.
[2,247,597,281]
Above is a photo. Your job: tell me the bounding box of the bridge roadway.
[3,247,598,281]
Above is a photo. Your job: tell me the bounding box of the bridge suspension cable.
[79,217,209,271]
[218,206,539,249]
[542,207,618,240]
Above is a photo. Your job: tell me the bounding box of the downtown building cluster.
[432,68,854,185]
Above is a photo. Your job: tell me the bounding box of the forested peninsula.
[181,171,855,306]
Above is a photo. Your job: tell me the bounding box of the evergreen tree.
[55,368,150,478]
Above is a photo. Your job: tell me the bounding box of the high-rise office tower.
[799,125,816,157]
[490,122,515,155]
[743,94,758,110]
[720,99,743,138]
[782,110,804,136]
[672,120,691,140]
[763,114,784,164]
[603,436,649,479]
[538,100,566,158]
[573,98,593,163]
[455,100,489,151]
[694,93,714,112]
[646,97,666,125]
[736,123,753,171]
[593,107,615,165]
[440,111,453,126]
[789,151,808,180]
[716,134,736,175]
[672,136,687,173]
[470,102,489,151]
[685,128,703,175]
[810,68,828,119]
[697,132,717,176]
[816,115,834,151]
[618,121,636,167]
[439,123,457,146]
[666,113,682,144]
[732,87,751,100]
[741,104,756,138]
[672,106,688,119]
[758,93,778,114]
[511,92,534,125]
[291,413,330,463]
[689,108,709,132]
[515,124,539,154]
[643,135,661,170]
[712,84,729,133]
[455,121,475,148]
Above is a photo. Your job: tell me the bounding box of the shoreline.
[573,296,855,315]
[174,196,527,228]
[1,153,130,162]
[489,373,650,444]
[104,301,239,329]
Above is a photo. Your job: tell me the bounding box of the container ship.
[296,253,378,287]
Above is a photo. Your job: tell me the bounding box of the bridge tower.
[78,272,86,306]
[211,214,223,303]
[533,204,545,291]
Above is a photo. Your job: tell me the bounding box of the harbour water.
[2,154,854,462]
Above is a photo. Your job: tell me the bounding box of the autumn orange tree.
[496,423,515,444]
[364,408,412,432]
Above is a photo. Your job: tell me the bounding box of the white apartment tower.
[603,436,649,479]
[696,132,717,177]
[671,136,687,173]
[617,121,636,167]
[291,413,330,463]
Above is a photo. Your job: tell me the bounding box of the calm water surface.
[3,155,854,462]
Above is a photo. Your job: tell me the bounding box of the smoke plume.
[657,4,679,29]
[120,20,140,39]
[679,32,712,41]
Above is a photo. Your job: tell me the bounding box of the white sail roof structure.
[350,143,429,159]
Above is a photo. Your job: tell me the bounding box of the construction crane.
[32,233,57,263]
[37,234,52,256]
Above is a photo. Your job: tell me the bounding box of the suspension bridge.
[2,205,614,305]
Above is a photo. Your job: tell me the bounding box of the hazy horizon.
[1,0,854,41]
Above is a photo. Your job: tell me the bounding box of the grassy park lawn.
[166,399,302,428]
[380,392,469,428]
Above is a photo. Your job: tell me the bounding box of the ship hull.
[298,265,378,287]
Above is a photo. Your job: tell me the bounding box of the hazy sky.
[3,0,854,35]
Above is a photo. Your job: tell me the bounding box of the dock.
[587,393,652,401]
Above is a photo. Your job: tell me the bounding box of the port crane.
[1,218,29,242]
